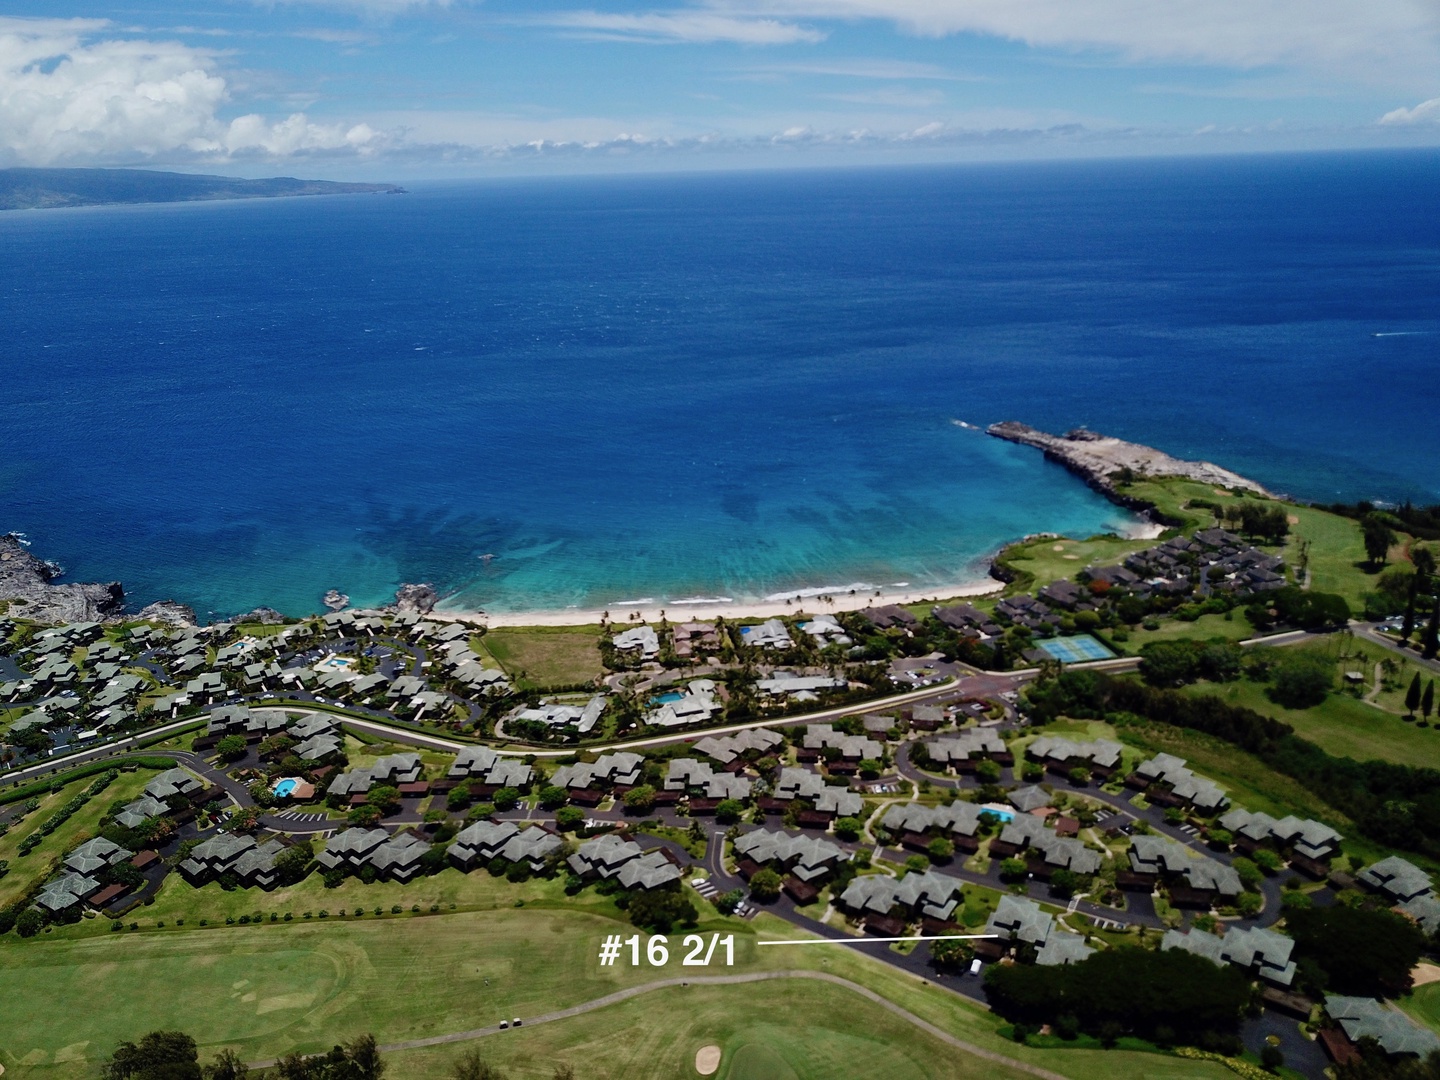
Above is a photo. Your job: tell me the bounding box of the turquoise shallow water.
[2,153,1438,618]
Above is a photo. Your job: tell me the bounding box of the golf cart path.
[250,969,1071,1080]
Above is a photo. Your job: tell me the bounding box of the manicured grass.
[1114,478,1228,532]
[480,628,605,689]
[0,870,1233,1080]
[1283,504,1375,611]
[0,769,156,910]
[1399,982,1440,1035]
[1178,677,1440,772]
[1129,613,1254,647]
[994,535,1154,595]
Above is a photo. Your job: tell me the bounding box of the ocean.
[3,151,1438,619]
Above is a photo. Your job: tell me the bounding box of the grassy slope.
[480,628,605,689]
[995,535,1154,596]
[0,868,1231,1080]
[1400,982,1440,1036]
[1128,613,1254,647]
[1284,505,1374,610]
[0,770,156,910]
[1179,677,1440,772]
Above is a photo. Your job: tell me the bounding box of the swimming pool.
[1035,635,1114,664]
[272,778,299,798]
[979,805,1015,822]
[650,691,685,705]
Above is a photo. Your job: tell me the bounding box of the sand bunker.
[695,1046,722,1075]
[1412,962,1440,987]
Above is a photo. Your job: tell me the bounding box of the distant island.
[0,167,405,211]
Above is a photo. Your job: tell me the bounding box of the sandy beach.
[436,517,1166,629]
[441,577,1003,629]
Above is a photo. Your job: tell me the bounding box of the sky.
[2,1,1440,177]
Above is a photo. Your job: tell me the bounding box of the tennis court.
[1036,635,1114,663]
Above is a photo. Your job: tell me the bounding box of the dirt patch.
[1062,554,1080,560]
[695,1045,722,1075]
[1412,962,1440,987]
[1052,544,1066,552]
[1287,514,1300,525]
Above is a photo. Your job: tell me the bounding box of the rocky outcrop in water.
[135,600,198,627]
[392,583,438,615]
[237,606,286,624]
[0,533,125,623]
[987,423,1271,522]
[323,589,349,611]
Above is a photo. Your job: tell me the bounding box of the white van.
[968,958,983,976]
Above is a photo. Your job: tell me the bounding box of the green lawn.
[1178,676,1440,772]
[1129,613,1254,647]
[993,535,1154,596]
[1284,504,1376,611]
[0,769,158,910]
[480,628,606,689]
[0,870,1233,1080]
[1113,478,1228,533]
[1399,981,1440,1035]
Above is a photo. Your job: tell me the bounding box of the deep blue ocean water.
[3,151,1438,618]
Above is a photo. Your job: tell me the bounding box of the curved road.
[249,969,1071,1080]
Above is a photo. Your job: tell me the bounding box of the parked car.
[969,959,983,976]
[513,1018,523,1027]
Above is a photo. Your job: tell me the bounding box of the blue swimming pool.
[980,807,1015,823]
[650,691,685,705]
[272,778,298,798]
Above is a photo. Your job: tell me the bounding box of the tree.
[975,760,1002,784]
[1268,656,1332,709]
[1067,766,1091,787]
[492,787,521,812]
[627,885,698,933]
[833,816,863,842]
[204,1050,249,1080]
[1231,857,1263,890]
[929,936,975,968]
[446,783,473,812]
[449,1049,507,1080]
[1425,598,1440,661]
[927,836,955,863]
[1363,514,1398,567]
[1140,642,1200,687]
[1049,869,1081,899]
[857,758,882,780]
[274,840,314,886]
[102,1031,202,1080]
[215,735,248,762]
[366,785,400,815]
[537,785,568,810]
[1402,585,1419,642]
[1408,673,1425,718]
[999,857,1029,882]
[749,867,783,902]
[714,799,744,825]
[15,908,44,937]
[1425,681,1437,725]
[1289,906,1426,998]
[622,785,655,814]
[1260,1044,1283,1072]
[712,888,745,915]
[555,805,584,832]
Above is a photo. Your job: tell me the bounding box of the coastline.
[441,517,1166,629]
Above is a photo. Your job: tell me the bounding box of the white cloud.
[0,16,383,165]
[744,57,980,80]
[1380,98,1440,125]
[538,11,825,45]
[712,0,1440,88]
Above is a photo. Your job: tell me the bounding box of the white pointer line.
[758,935,997,946]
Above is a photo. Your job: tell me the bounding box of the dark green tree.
[1408,673,1425,717]
[749,867,783,901]
[1363,515,1398,568]
[448,1049,507,1080]
[204,1049,249,1080]
[1424,598,1440,661]
[101,1031,202,1080]
[1288,906,1426,998]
